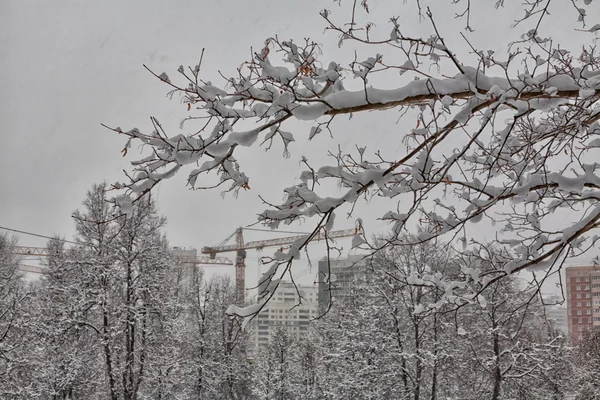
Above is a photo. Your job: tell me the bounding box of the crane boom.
[201,228,356,307]
[13,246,233,266]
[13,246,51,257]
[201,229,356,254]
[174,254,234,266]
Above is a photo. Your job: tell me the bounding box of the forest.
[1,184,599,399]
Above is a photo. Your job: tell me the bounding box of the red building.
[566,265,600,342]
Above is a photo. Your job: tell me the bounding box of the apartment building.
[317,256,368,311]
[252,281,319,349]
[171,246,199,288]
[565,265,600,342]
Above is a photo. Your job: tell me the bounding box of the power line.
[0,225,79,246]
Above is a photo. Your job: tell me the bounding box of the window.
[587,310,592,315]
[577,294,582,299]
[576,277,581,282]
[587,302,591,307]
[576,285,581,290]
[585,285,591,290]
[589,318,593,323]
[578,326,584,331]
[586,277,591,282]
[578,317,583,323]
[586,293,591,298]
[577,310,582,315]
[577,302,582,307]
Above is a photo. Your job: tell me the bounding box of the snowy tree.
[30,237,104,399]
[0,234,34,398]
[176,273,253,399]
[302,239,574,399]
[251,326,298,400]
[370,237,464,400]
[23,183,187,400]
[314,287,400,399]
[107,0,600,318]
[447,248,573,400]
[574,329,600,400]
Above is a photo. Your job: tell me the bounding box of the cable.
[0,225,79,246]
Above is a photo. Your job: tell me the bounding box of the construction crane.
[13,246,233,275]
[202,227,356,306]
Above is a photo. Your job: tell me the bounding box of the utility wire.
[0,225,79,246]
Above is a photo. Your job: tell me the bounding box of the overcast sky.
[2,1,598,291]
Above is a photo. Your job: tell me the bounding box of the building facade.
[251,281,319,349]
[317,256,368,311]
[171,247,202,289]
[565,265,600,342]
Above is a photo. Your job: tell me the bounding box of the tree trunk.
[430,315,438,400]
[414,324,421,400]
[123,261,136,400]
[491,329,501,400]
[103,307,118,400]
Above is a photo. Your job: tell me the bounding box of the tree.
[107,0,600,317]
[372,238,461,400]
[28,183,186,400]
[251,326,298,400]
[447,248,573,400]
[0,234,35,398]
[574,329,600,400]
[31,237,104,399]
[306,240,574,400]
[174,272,253,399]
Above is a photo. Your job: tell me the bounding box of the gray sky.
[0,1,324,244]
[1,0,598,291]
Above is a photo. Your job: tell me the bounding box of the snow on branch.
[107,0,600,319]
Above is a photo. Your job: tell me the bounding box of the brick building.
[565,265,600,342]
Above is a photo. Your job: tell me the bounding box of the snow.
[226,303,264,318]
[114,194,134,217]
[291,103,329,120]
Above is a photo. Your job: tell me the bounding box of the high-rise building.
[251,281,319,349]
[317,255,368,311]
[171,247,200,288]
[565,265,600,342]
